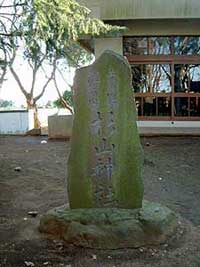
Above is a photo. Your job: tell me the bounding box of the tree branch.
[56,65,73,90]
[33,59,57,103]
[30,61,38,96]
[0,3,25,8]
[10,65,29,98]
[29,55,47,96]
[54,74,74,114]
[9,50,29,98]
[0,40,8,91]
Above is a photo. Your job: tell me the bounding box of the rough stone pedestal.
[39,201,178,249]
[40,51,178,249]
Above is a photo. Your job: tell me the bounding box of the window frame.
[123,36,200,121]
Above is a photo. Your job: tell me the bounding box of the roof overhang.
[78,0,200,20]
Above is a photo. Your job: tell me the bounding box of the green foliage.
[53,90,74,108]
[20,0,125,64]
[0,0,125,68]
[33,0,124,42]
[0,99,14,108]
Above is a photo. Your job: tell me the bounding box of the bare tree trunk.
[33,106,40,129]
[10,54,56,129]
[26,99,40,129]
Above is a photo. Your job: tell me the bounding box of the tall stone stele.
[67,50,144,209]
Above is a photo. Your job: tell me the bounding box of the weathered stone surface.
[39,201,178,249]
[68,50,143,209]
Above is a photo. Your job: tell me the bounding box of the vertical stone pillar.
[67,50,143,209]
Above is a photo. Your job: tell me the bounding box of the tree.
[0,99,14,108]
[53,89,74,114]
[0,0,125,127]
[0,0,23,91]
[29,0,123,55]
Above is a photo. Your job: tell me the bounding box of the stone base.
[39,201,178,249]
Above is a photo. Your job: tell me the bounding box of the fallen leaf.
[41,140,47,144]
[24,261,35,267]
[91,254,97,260]
[14,167,22,172]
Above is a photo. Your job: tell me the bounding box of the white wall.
[137,121,200,135]
[137,121,200,128]
[0,110,34,135]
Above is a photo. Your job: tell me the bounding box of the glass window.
[132,64,171,93]
[175,95,200,117]
[135,96,172,117]
[174,64,190,92]
[123,37,148,56]
[124,37,171,55]
[143,97,156,116]
[174,64,200,92]
[149,37,171,55]
[124,36,200,56]
[174,97,189,116]
[124,35,200,118]
[132,65,148,93]
[149,64,171,93]
[189,97,200,117]
[158,97,171,116]
[174,37,200,55]
[189,65,200,92]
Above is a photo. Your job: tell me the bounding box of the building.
[79,0,200,134]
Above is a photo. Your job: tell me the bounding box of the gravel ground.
[0,136,200,267]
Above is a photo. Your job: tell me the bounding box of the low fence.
[1,109,200,136]
[0,110,34,135]
[0,108,70,135]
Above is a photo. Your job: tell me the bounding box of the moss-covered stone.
[67,50,143,209]
[39,201,178,249]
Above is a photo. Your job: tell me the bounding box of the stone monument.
[40,51,178,249]
[67,50,144,209]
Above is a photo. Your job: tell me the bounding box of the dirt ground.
[0,136,200,267]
